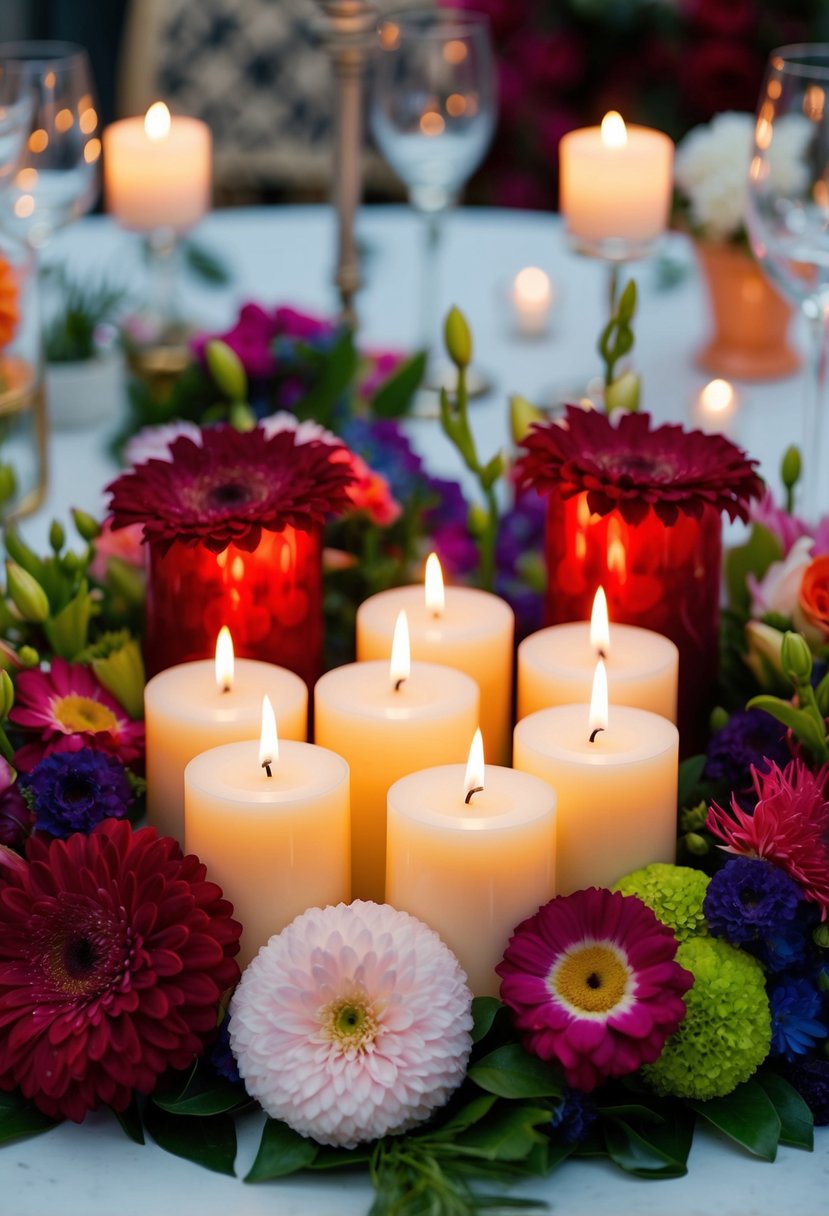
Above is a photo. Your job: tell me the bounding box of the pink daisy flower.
[10,658,145,772]
[707,760,829,920]
[496,888,693,1092]
[229,901,473,1148]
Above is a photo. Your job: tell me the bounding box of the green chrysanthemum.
[614,863,710,943]
[642,936,771,1100]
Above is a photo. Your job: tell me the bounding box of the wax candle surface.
[386,765,556,996]
[103,104,211,232]
[314,660,479,902]
[518,622,678,722]
[514,705,678,894]
[185,740,349,968]
[511,267,553,337]
[356,586,513,764]
[559,113,673,249]
[145,659,307,842]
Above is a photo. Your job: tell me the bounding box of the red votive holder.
[545,489,721,753]
[144,525,323,687]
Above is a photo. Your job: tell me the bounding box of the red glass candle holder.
[545,489,721,754]
[144,525,323,687]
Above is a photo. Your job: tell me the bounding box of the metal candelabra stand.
[315,1,378,328]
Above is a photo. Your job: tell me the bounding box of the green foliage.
[372,351,428,419]
[42,264,124,363]
[0,1090,59,1146]
[724,523,782,616]
[686,1078,781,1161]
[143,1104,237,1176]
[598,279,638,401]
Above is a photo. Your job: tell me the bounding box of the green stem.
[0,726,14,764]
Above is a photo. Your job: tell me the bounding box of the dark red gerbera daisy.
[106,425,355,554]
[0,820,241,1121]
[516,406,763,526]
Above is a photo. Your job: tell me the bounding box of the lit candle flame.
[700,378,735,415]
[464,728,485,804]
[589,587,610,659]
[424,552,445,617]
[601,111,627,149]
[215,626,234,693]
[514,266,551,304]
[589,659,609,742]
[144,101,171,141]
[390,610,411,691]
[259,694,278,774]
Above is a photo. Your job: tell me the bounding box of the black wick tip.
[261,761,273,778]
[464,785,484,805]
[598,648,607,660]
[221,683,232,694]
[394,677,406,692]
[589,727,605,744]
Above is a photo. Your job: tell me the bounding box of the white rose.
[748,534,814,618]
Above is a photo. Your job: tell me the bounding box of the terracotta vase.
[694,241,799,381]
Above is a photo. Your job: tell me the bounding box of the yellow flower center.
[320,992,379,1053]
[550,942,631,1015]
[53,694,118,735]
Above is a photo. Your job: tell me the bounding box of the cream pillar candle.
[514,661,678,895]
[145,629,307,842]
[356,555,514,763]
[386,731,557,996]
[559,111,673,250]
[517,588,678,721]
[316,610,479,902]
[184,699,349,968]
[103,102,211,232]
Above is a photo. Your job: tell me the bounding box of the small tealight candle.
[185,696,350,968]
[691,378,740,435]
[386,729,557,996]
[514,658,678,894]
[510,267,554,338]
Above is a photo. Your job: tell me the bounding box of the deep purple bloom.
[703,708,791,804]
[784,1057,829,1125]
[209,1013,241,1085]
[550,1087,598,1146]
[768,978,827,1062]
[704,857,802,946]
[21,748,133,838]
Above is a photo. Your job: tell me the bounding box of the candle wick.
[464,785,484,805]
[394,677,406,692]
[432,610,442,620]
[589,727,605,744]
[597,648,607,661]
[262,761,273,778]
[221,682,231,694]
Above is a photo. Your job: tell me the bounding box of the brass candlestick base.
[0,357,47,520]
[124,327,193,403]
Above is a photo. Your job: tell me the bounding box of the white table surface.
[4,205,826,1214]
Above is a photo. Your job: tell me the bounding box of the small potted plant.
[43,266,124,430]
[674,111,803,381]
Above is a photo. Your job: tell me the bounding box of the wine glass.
[0,42,100,251]
[370,9,496,393]
[746,44,829,518]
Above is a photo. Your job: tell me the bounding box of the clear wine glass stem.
[801,299,829,520]
[146,228,183,335]
[418,207,445,370]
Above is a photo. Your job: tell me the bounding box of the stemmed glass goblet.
[746,45,829,519]
[370,8,496,394]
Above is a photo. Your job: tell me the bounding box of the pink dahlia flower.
[229,901,473,1147]
[9,658,144,772]
[496,888,693,1092]
[708,760,829,920]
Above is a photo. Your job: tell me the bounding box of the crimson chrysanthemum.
[9,658,144,772]
[496,888,693,1092]
[708,760,829,920]
[106,425,355,554]
[0,820,241,1121]
[516,406,762,525]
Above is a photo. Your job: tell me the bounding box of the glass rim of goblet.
[378,7,491,39]
[0,40,90,71]
[768,42,829,77]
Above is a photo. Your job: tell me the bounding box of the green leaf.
[603,1117,688,1178]
[746,696,828,760]
[245,1117,318,1181]
[755,1071,814,1151]
[481,451,506,491]
[370,350,427,418]
[294,329,358,429]
[687,1078,781,1161]
[471,996,502,1043]
[309,1143,371,1170]
[815,669,829,719]
[144,1104,237,1175]
[678,754,706,808]
[429,1093,498,1139]
[469,1044,563,1099]
[112,1096,144,1144]
[725,524,782,615]
[454,1104,551,1162]
[183,239,231,285]
[152,1078,247,1116]
[598,1103,665,1124]
[0,1090,59,1145]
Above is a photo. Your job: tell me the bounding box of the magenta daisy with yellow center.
[496,888,693,1092]
[9,658,144,772]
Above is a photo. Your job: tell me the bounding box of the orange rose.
[798,555,829,637]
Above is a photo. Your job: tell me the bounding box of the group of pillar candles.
[144,557,680,996]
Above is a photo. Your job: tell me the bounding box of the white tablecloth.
[5,205,826,1215]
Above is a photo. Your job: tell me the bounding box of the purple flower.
[704,857,802,947]
[0,757,31,849]
[769,978,827,1062]
[749,490,809,557]
[703,708,791,805]
[550,1086,597,1146]
[209,1013,241,1085]
[784,1057,829,1125]
[21,748,133,838]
